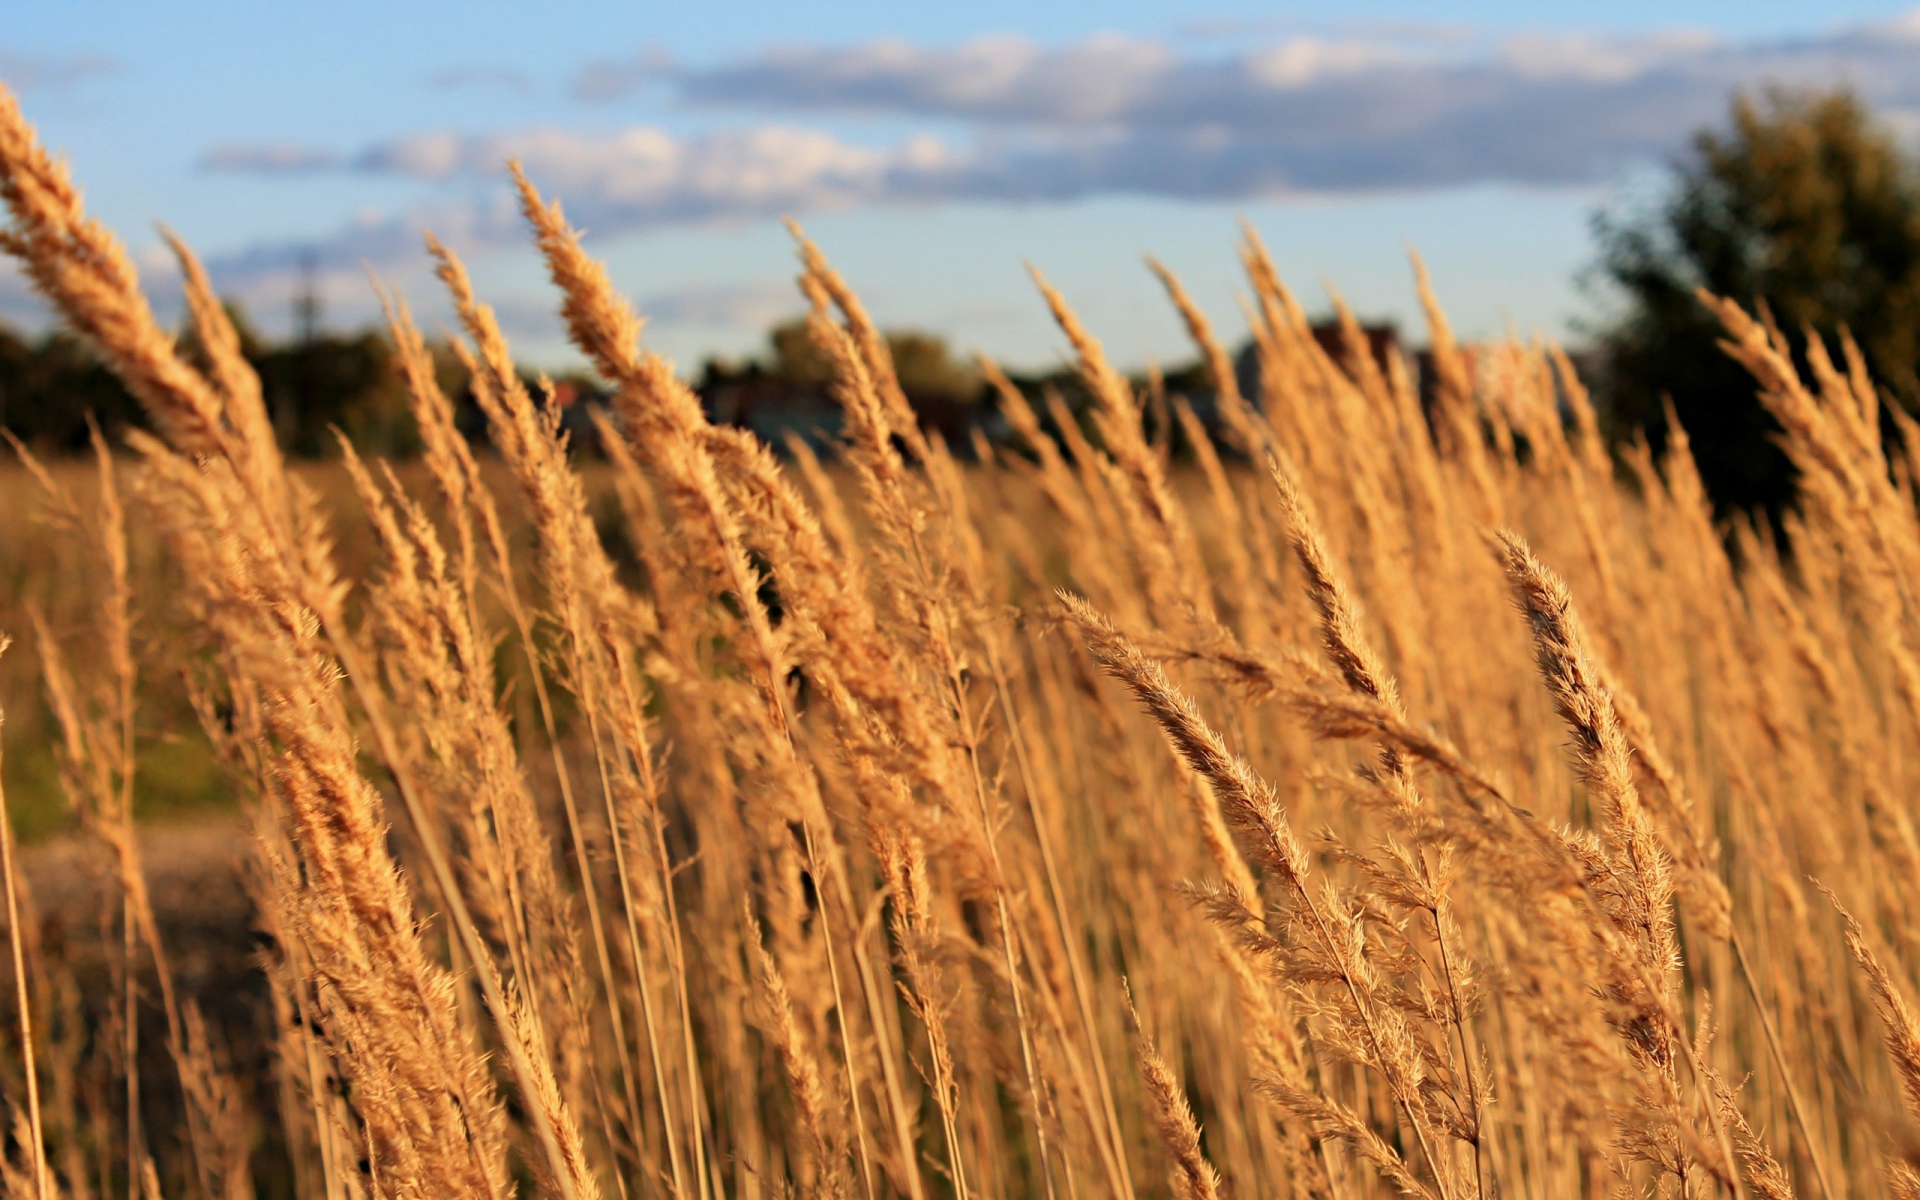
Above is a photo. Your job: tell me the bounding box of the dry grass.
[6,79,1920,1200]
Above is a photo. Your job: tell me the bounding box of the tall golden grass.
[2,79,1919,1200]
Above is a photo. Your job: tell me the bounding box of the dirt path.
[21,817,257,982]
[5,818,274,1161]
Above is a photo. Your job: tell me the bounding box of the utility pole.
[295,250,320,344]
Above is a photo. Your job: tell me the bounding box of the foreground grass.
[5,79,1920,1200]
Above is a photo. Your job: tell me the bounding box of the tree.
[766,320,978,400]
[1593,87,1920,515]
[0,327,143,449]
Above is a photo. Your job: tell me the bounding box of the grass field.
[5,80,1920,1200]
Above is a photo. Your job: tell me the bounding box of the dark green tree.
[0,326,143,448]
[4,296,441,458]
[765,320,978,399]
[251,330,418,457]
[1594,87,1920,515]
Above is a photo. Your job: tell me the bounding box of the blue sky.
[8,1,1920,371]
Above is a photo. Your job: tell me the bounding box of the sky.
[9,1,1920,372]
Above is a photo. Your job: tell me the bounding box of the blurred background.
[10,0,1920,513]
[11,10,1920,1198]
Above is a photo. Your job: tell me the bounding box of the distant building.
[699,364,845,451]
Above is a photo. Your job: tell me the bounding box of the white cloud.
[426,65,533,94]
[571,46,676,102]
[200,143,345,173]
[194,11,1920,293]
[1853,10,1920,42]
[636,280,801,328]
[218,15,1920,210]
[629,19,1920,147]
[0,50,118,93]
[650,34,1175,123]
[356,125,966,219]
[1245,37,1425,88]
[192,125,969,300]
[1496,30,1721,83]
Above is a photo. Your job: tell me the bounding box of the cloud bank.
[195,15,1920,290]
[0,49,118,93]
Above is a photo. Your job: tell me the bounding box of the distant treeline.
[10,88,1917,530]
[0,307,1013,457]
[0,311,456,457]
[0,303,1431,462]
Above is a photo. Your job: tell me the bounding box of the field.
[4,82,1920,1200]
